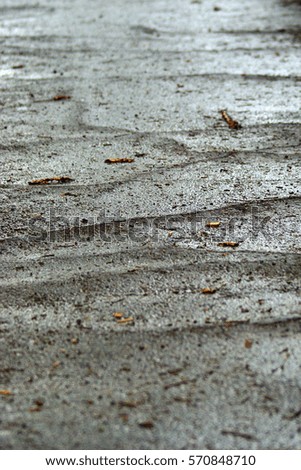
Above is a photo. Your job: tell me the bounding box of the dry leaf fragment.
[201,287,217,294]
[35,399,44,407]
[29,406,42,412]
[167,368,183,376]
[0,390,12,396]
[28,176,74,185]
[104,158,135,164]
[52,361,61,368]
[113,312,124,319]
[52,95,71,101]
[220,110,242,130]
[244,339,253,349]
[116,317,134,324]
[218,241,239,247]
[139,420,154,429]
[206,221,221,228]
[118,400,139,408]
[12,64,24,69]
[29,400,44,412]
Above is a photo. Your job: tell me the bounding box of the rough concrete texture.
[0,0,301,450]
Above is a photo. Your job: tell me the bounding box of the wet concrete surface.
[0,0,301,449]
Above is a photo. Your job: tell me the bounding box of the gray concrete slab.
[0,0,301,449]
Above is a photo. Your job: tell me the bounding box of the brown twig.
[220,110,242,129]
[104,158,135,164]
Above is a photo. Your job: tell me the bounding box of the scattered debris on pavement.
[201,287,217,294]
[29,400,44,412]
[105,158,135,164]
[206,221,221,228]
[113,312,124,319]
[218,241,239,248]
[244,339,253,349]
[139,420,154,429]
[0,390,12,396]
[28,176,74,185]
[220,110,242,129]
[52,95,71,101]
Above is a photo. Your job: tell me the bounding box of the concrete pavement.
[0,0,301,449]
